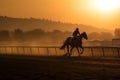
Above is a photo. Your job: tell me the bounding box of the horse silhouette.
[60,32,88,56]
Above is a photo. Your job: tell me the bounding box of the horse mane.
[81,32,86,35]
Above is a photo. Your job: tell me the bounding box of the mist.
[0,16,120,46]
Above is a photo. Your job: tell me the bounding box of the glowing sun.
[93,0,120,13]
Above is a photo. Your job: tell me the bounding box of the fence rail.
[0,46,120,57]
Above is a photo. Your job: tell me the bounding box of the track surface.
[0,55,120,80]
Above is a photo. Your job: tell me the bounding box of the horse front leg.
[63,45,69,56]
[66,45,70,56]
[69,47,74,56]
[76,47,80,56]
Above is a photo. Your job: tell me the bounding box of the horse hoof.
[63,53,68,56]
[81,52,83,54]
[63,54,67,56]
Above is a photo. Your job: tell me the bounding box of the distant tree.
[13,28,24,41]
[0,30,11,41]
[88,32,113,40]
[24,29,45,41]
[114,28,120,38]
[63,31,71,37]
[100,32,113,40]
[31,29,45,36]
[88,32,101,40]
[53,29,62,33]
[50,30,63,41]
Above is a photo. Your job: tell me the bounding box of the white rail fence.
[0,46,120,57]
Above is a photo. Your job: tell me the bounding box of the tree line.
[0,28,120,42]
[0,28,71,42]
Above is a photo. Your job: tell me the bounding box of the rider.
[72,27,80,41]
[72,27,80,37]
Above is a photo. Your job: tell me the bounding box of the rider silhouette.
[72,28,80,37]
[72,28,80,41]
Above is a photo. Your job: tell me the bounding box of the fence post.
[37,48,39,54]
[46,48,49,56]
[30,47,32,55]
[91,48,94,56]
[5,46,7,54]
[16,47,19,54]
[38,48,40,55]
[102,48,105,57]
[117,48,119,57]
[23,47,25,55]
[55,48,57,55]
[0,47,2,53]
[11,47,14,54]
[112,48,114,56]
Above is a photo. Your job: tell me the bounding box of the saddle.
[69,36,78,42]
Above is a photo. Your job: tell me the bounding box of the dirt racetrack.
[0,55,120,80]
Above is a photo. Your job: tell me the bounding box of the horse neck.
[78,35,82,41]
[79,33,85,40]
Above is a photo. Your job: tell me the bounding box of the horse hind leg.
[60,43,66,49]
[60,37,71,50]
[81,48,84,54]
[63,45,69,56]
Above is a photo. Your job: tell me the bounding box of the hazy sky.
[0,0,120,30]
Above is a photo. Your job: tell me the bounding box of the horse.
[60,32,88,56]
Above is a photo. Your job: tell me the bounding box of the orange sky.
[0,0,120,30]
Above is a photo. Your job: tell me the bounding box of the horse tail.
[60,43,66,49]
[60,37,71,49]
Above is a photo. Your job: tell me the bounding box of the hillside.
[0,16,110,33]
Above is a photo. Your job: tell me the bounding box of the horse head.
[80,32,88,40]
